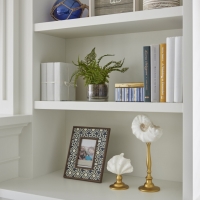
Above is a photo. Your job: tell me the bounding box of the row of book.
[115,83,144,102]
[143,36,182,103]
[41,62,76,101]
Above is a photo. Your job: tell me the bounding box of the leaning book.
[143,46,151,102]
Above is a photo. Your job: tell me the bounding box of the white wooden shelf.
[0,170,182,200]
[34,101,183,113]
[34,6,183,39]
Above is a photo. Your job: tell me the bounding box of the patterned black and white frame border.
[64,126,110,183]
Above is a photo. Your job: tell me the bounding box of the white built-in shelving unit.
[0,0,199,200]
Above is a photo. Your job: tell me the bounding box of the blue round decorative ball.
[51,0,86,20]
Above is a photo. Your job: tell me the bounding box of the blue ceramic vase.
[51,0,87,20]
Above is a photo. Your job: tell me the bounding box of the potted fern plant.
[70,48,128,101]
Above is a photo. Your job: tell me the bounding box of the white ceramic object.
[107,153,133,175]
[131,115,163,143]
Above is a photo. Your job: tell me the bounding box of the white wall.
[65,111,182,182]
[65,29,182,101]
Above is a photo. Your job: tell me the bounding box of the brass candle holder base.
[110,175,129,190]
[139,184,160,192]
[139,143,160,193]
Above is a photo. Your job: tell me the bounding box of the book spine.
[46,63,54,101]
[174,36,183,103]
[118,88,122,101]
[160,43,166,102]
[151,44,160,102]
[125,88,129,102]
[122,88,125,102]
[131,88,134,102]
[137,88,140,101]
[115,88,118,101]
[139,87,142,102]
[41,63,47,101]
[142,87,144,102]
[134,88,137,102]
[166,37,175,102]
[61,63,68,101]
[143,46,151,102]
[115,88,122,102]
[54,63,61,101]
[128,88,132,102]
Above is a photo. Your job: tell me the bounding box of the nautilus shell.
[107,153,133,175]
[131,115,163,143]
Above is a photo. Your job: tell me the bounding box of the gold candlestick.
[110,175,129,190]
[139,142,160,192]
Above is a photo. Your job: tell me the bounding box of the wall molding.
[0,115,31,183]
[0,124,29,138]
[0,156,20,165]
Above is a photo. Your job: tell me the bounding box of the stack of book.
[143,36,182,103]
[115,83,144,102]
[41,62,76,101]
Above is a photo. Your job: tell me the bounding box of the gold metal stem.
[109,175,129,190]
[139,142,160,192]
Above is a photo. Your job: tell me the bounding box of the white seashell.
[131,115,163,143]
[107,153,133,175]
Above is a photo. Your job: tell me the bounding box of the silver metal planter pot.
[87,84,108,101]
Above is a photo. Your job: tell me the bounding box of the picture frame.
[64,126,110,183]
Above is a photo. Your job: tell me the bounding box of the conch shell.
[131,115,163,143]
[107,153,133,175]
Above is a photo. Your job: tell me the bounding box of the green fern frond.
[70,48,128,86]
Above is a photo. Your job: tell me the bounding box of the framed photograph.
[64,126,110,183]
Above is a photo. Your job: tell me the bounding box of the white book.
[41,63,47,101]
[174,36,183,103]
[54,63,68,101]
[54,62,76,101]
[66,63,76,101]
[150,44,160,102]
[166,37,175,102]
[46,63,54,101]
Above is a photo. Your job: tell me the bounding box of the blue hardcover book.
[140,87,144,102]
[128,88,132,102]
[122,88,125,102]
[125,88,129,102]
[139,87,142,102]
[142,87,145,101]
[137,88,140,102]
[131,88,134,102]
[143,46,151,102]
[118,88,122,102]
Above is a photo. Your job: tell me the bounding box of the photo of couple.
[77,139,97,168]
